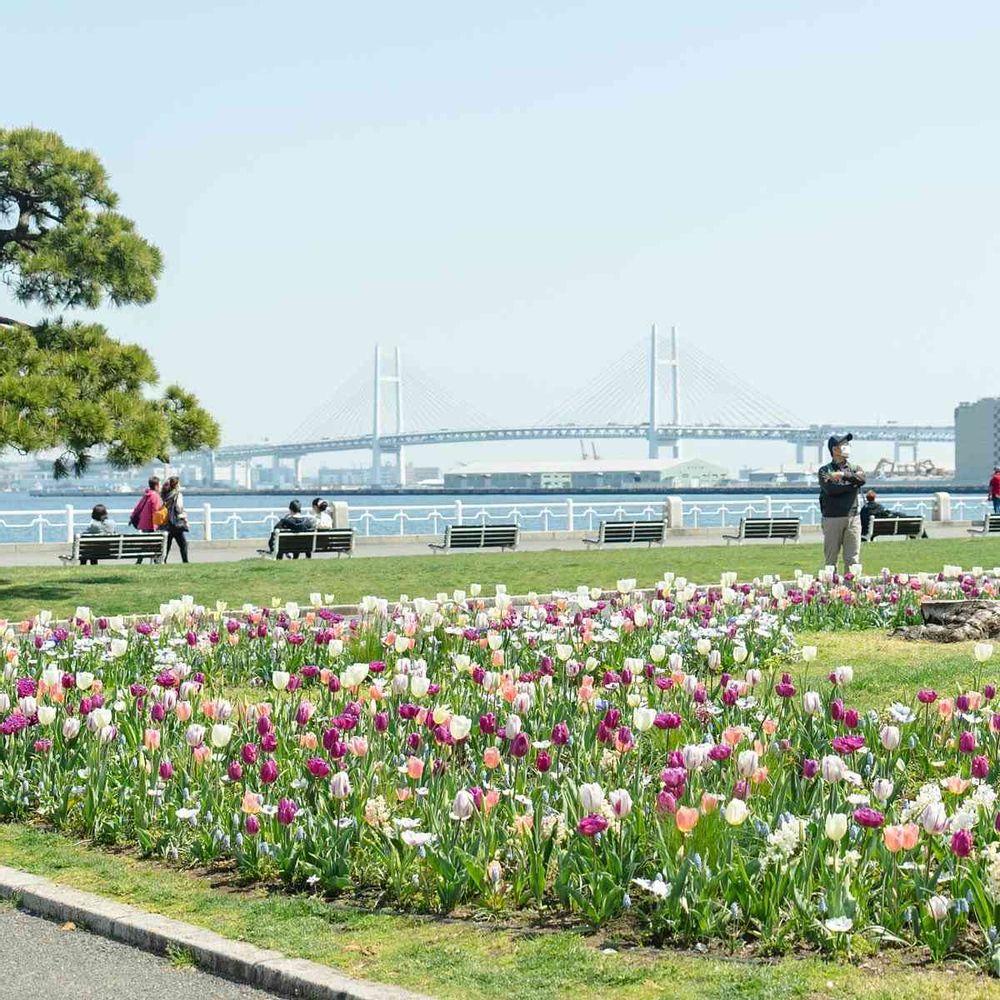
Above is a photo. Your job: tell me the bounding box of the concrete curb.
[0,865,433,1000]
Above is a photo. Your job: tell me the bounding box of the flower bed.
[3,570,1000,966]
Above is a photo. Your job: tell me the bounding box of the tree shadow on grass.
[0,573,135,612]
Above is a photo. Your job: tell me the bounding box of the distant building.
[955,398,1000,485]
[443,457,727,490]
[739,464,816,485]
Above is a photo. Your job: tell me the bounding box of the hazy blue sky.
[5,1,998,473]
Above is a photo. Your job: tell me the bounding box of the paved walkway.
[0,907,280,1000]
[0,522,977,568]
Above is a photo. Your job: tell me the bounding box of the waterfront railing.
[0,494,988,545]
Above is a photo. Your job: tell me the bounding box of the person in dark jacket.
[161,476,190,563]
[818,433,866,570]
[860,490,928,539]
[80,503,116,565]
[267,500,316,558]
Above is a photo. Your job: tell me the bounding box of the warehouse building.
[955,398,1000,485]
[443,457,727,490]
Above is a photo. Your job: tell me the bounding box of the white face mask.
[839,445,851,458]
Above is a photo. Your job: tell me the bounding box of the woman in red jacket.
[130,476,164,562]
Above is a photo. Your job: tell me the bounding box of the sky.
[4,1,999,475]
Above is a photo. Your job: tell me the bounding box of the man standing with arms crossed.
[818,433,866,571]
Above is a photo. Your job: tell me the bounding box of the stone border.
[0,865,432,1000]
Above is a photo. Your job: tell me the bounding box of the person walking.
[79,503,116,565]
[818,433,866,571]
[161,475,190,563]
[129,476,164,563]
[988,467,1000,515]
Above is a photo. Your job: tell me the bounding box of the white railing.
[0,494,990,545]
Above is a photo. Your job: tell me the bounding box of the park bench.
[429,524,519,552]
[582,520,666,548]
[260,528,355,559]
[722,517,801,545]
[865,516,925,541]
[60,532,167,565]
[968,515,1000,537]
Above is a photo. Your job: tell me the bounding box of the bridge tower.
[370,346,405,487]
[648,324,681,459]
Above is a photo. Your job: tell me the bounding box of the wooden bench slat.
[267,529,355,559]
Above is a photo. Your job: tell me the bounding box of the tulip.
[724,798,749,825]
[210,724,233,748]
[950,829,973,858]
[927,894,950,921]
[825,813,848,841]
[260,759,279,784]
[244,814,260,836]
[277,798,297,825]
[675,806,699,833]
[535,750,552,773]
[609,788,633,818]
[578,814,608,837]
[36,705,56,726]
[820,755,845,783]
[959,731,977,754]
[872,778,894,803]
[62,718,80,741]
[801,645,817,662]
[579,782,605,813]
[975,642,994,663]
[271,671,290,691]
[736,749,758,777]
[879,725,900,751]
[449,715,472,741]
[330,771,352,799]
[921,801,948,835]
[802,691,821,716]
[451,789,475,821]
[972,755,989,779]
[632,707,656,732]
[158,760,174,781]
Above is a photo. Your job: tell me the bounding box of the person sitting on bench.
[80,504,117,565]
[267,500,316,558]
[860,490,926,538]
[311,498,334,529]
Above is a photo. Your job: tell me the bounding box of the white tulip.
[271,670,290,691]
[801,646,817,662]
[449,715,472,741]
[37,705,56,726]
[62,717,81,740]
[579,782,605,812]
[632,707,656,732]
[825,812,848,841]
[802,691,822,716]
[210,724,233,748]
[451,789,475,820]
[975,642,994,663]
[649,644,666,663]
[880,725,900,751]
[737,749,759,777]
[504,714,522,740]
[821,755,846,783]
[927,895,950,921]
[75,671,95,691]
[410,674,430,698]
[724,798,749,826]
[330,771,352,800]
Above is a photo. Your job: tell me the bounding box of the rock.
[893,600,1000,642]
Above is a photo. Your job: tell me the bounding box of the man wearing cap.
[818,433,866,570]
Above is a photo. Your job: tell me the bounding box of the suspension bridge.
[192,328,954,487]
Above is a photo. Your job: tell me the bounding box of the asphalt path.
[0,906,281,1000]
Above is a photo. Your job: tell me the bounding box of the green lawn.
[3,823,1000,1000]
[4,536,1000,620]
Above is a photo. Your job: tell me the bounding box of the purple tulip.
[578,813,609,837]
[551,721,570,745]
[959,731,977,754]
[951,829,973,858]
[158,760,173,781]
[510,732,530,758]
[244,814,260,836]
[853,807,884,829]
[241,742,259,765]
[917,689,938,704]
[536,750,552,773]
[802,758,819,779]
[972,755,989,779]
[277,798,297,825]
[260,759,278,784]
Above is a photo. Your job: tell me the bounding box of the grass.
[5,536,1000,620]
[3,822,1000,999]
[796,630,985,710]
